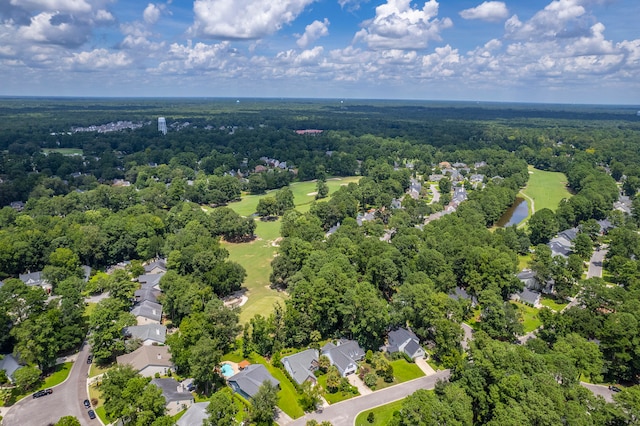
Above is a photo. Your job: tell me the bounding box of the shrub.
[364,372,378,389]
[367,412,375,423]
[365,350,373,364]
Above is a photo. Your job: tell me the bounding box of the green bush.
[364,372,378,388]
[367,412,375,423]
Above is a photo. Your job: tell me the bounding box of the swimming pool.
[220,363,234,378]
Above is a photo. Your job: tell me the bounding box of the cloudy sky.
[1,0,638,104]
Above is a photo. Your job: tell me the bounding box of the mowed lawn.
[222,176,360,324]
[522,166,572,213]
[227,176,361,217]
[355,399,405,426]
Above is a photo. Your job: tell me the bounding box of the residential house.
[151,378,194,416]
[452,162,467,169]
[176,402,209,426]
[281,349,319,386]
[517,269,553,294]
[474,161,487,169]
[386,328,425,359]
[131,300,162,325]
[137,273,164,291]
[325,223,341,238]
[448,286,478,307]
[0,354,22,383]
[18,271,51,293]
[512,288,541,307]
[144,259,167,275]
[123,324,167,345]
[428,174,445,182]
[548,227,579,258]
[10,201,25,211]
[134,286,161,304]
[438,161,451,169]
[228,364,280,399]
[116,345,174,378]
[321,340,365,377]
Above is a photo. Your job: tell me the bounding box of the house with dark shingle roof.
[281,349,319,385]
[131,300,162,324]
[0,354,22,383]
[123,324,166,345]
[228,364,280,399]
[321,340,365,377]
[176,402,209,426]
[117,345,174,378]
[512,288,541,307]
[144,259,167,275]
[18,271,51,293]
[135,286,161,304]
[151,377,194,416]
[386,328,425,359]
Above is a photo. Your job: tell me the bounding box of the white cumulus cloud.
[297,19,330,48]
[190,0,315,39]
[143,3,161,25]
[354,0,452,50]
[65,48,132,70]
[459,1,509,22]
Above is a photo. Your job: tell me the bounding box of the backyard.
[512,301,542,333]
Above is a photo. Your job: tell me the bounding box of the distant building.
[158,117,167,135]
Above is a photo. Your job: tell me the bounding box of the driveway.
[587,247,607,279]
[414,357,436,376]
[3,342,95,426]
[286,370,451,426]
[347,374,372,396]
[461,323,474,351]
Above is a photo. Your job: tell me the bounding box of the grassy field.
[42,148,84,156]
[540,296,569,312]
[512,302,542,333]
[520,166,572,223]
[221,176,360,324]
[355,399,404,426]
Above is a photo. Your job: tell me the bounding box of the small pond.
[496,197,529,227]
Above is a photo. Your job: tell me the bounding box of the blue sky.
[1,0,638,104]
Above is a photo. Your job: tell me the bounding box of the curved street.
[3,342,95,426]
[286,370,451,426]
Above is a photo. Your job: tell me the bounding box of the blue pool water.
[221,363,234,377]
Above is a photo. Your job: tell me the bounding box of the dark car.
[87,355,93,364]
[609,385,622,392]
[32,390,46,398]
[45,388,52,395]
[88,410,96,420]
[84,399,91,408]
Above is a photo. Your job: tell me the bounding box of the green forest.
[1,98,640,425]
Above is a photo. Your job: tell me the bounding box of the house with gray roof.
[0,354,22,383]
[144,259,167,275]
[517,269,553,294]
[151,377,194,416]
[228,364,280,399]
[176,402,209,426]
[548,227,579,258]
[512,288,541,307]
[18,271,51,293]
[138,273,164,290]
[321,339,365,377]
[281,349,319,385]
[123,324,166,345]
[449,286,478,307]
[117,345,174,378]
[386,328,425,359]
[135,286,160,304]
[131,300,162,324]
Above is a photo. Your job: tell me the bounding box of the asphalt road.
[580,382,617,403]
[3,342,95,426]
[287,370,451,426]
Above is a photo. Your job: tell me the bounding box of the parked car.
[88,410,96,420]
[45,388,52,395]
[84,399,91,408]
[32,390,46,398]
[609,385,622,392]
[87,355,93,364]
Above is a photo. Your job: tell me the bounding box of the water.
[495,197,529,227]
[221,363,234,377]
